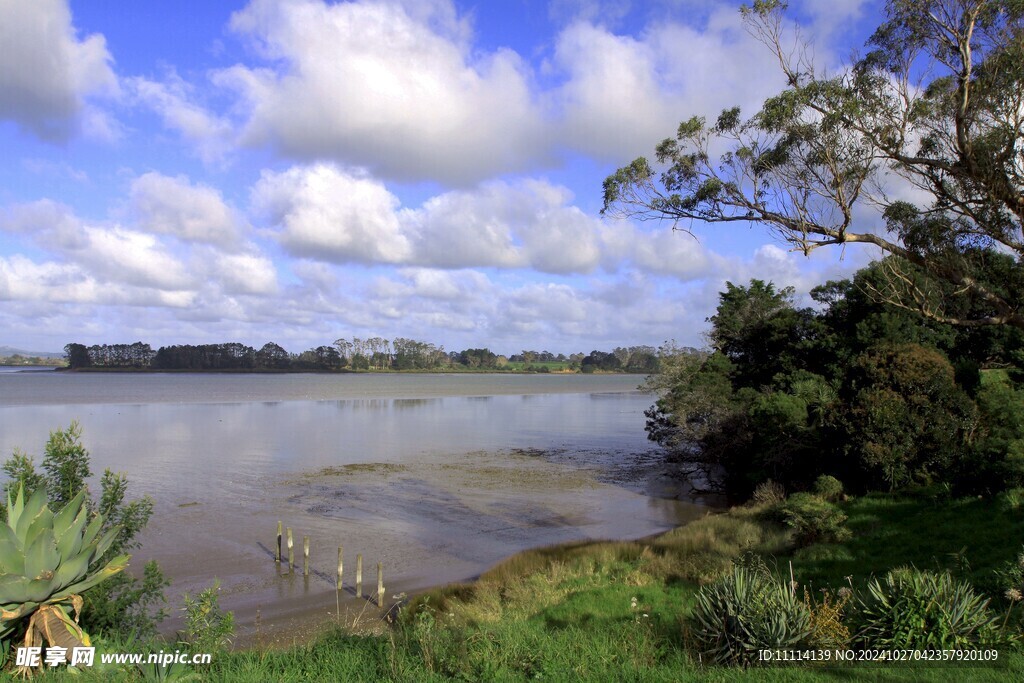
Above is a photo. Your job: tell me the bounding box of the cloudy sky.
[0,0,887,356]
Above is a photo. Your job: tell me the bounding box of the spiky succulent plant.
[0,485,129,645]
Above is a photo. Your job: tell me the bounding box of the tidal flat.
[0,372,712,644]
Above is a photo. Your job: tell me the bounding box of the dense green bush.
[840,344,977,491]
[812,475,844,502]
[779,493,851,547]
[690,561,811,667]
[852,568,1002,649]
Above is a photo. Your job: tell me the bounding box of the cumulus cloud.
[0,196,281,310]
[2,200,191,291]
[252,164,413,264]
[0,0,119,141]
[128,74,233,163]
[254,164,605,274]
[218,0,548,184]
[130,172,244,248]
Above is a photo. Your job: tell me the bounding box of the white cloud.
[0,255,194,308]
[0,0,119,141]
[551,12,788,162]
[218,0,548,184]
[199,249,279,296]
[253,164,605,273]
[4,201,191,291]
[130,172,244,248]
[252,164,413,264]
[128,75,233,163]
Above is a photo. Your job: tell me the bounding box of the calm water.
[0,373,706,641]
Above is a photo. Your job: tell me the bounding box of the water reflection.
[0,374,705,641]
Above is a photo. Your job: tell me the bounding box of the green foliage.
[840,344,977,490]
[690,559,812,667]
[41,421,92,509]
[999,488,1024,513]
[779,493,851,547]
[180,579,234,654]
[812,475,844,502]
[969,375,1024,491]
[0,485,129,642]
[995,547,1024,609]
[0,424,167,640]
[0,450,45,520]
[851,568,1003,650]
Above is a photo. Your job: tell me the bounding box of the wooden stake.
[336,546,343,592]
[286,527,294,572]
[356,554,363,598]
[377,562,384,607]
[276,521,282,563]
[303,535,310,576]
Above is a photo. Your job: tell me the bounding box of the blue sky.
[0,0,887,355]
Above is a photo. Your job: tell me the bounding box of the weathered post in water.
[276,521,282,563]
[342,544,350,593]
[356,554,363,598]
[287,527,294,572]
[377,562,384,607]
[303,536,310,577]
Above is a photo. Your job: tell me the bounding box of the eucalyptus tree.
[604,0,1024,328]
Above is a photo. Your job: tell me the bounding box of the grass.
[17,496,1024,681]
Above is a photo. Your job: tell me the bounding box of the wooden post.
[356,554,363,598]
[377,562,384,607]
[286,527,294,572]
[336,547,343,591]
[303,536,310,576]
[276,521,282,563]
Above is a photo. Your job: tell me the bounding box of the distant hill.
[0,346,64,359]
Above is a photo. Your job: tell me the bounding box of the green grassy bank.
[21,494,1024,681]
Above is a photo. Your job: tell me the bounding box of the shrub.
[852,568,1002,649]
[996,548,1024,606]
[0,424,168,639]
[689,560,812,667]
[812,475,844,502]
[780,493,851,547]
[804,587,851,649]
[180,580,234,654]
[751,480,785,506]
[998,488,1024,513]
[839,344,977,491]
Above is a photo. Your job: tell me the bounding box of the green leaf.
[24,506,54,551]
[6,485,25,531]
[23,529,60,581]
[55,506,88,560]
[15,487,49,542]
[81,514,103,548]
[0,524,23,573]
[52,490,86,540]
[91,525,122,561]
[0,574,30,604]
[50,555,128,602]
[53,551,91,592]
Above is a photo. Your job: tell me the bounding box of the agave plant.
[0,485,129,656]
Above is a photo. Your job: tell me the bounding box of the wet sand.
[0,373,714,647]
[141,446,711,646]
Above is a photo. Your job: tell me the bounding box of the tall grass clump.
[851,568,1003,649]
[689,558,811,667]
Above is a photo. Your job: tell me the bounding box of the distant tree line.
[63,342,345,372]
[64,339,665,373]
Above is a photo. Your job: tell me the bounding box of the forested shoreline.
[60,340,663,374]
